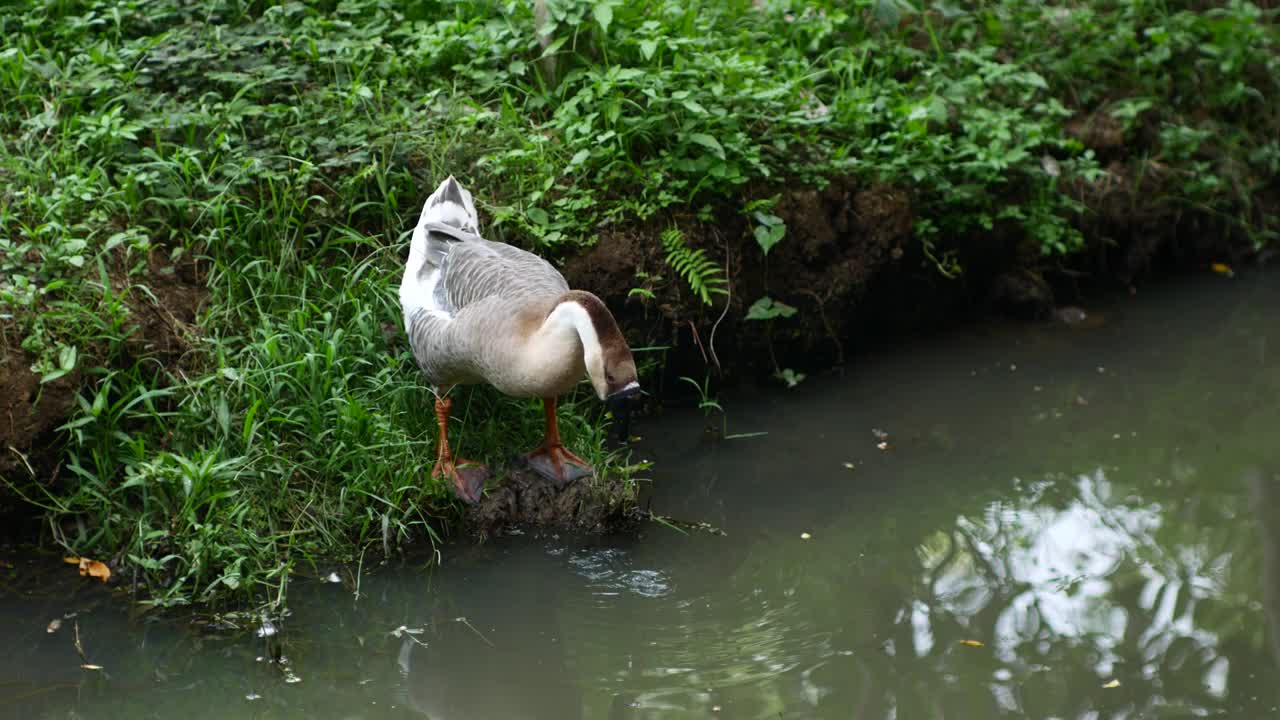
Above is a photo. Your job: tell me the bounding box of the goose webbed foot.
[433,457,489,504]
[432,394,489,504]
[524,444,594,487]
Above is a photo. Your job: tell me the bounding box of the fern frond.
[662,228,727,306]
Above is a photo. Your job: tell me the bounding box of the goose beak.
[606,381,641,402]
[605,382,640,444]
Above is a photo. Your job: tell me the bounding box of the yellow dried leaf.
[1102,679,1120,689]
[959,639,984,647]
[1211,263,1235,277]
[63,556,81,565]
[81,664,103,671]
[77,558,111,583]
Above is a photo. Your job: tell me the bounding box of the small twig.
[7,446,34,479]
[72,621,88,664]
[647,512,727,536]
[797,288,843,365]
[687,320,709,366]
[454,616,495,648]
[707,229,731,374]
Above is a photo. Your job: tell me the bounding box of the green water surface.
[3,271,1278,719]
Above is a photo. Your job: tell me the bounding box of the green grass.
[0,0,1275,611]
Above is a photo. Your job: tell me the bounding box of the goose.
[399,176,640,503]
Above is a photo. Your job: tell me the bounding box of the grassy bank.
[1,0,1276,611]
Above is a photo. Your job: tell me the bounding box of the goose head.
[549,291,639,402]
[590,335,640,403]
[418,175,480,233]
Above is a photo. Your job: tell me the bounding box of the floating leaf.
[80,664,103,671]
[1102,679,1120,688]
[76,558,111,582]
[66,556,112,582]
[1211,262,1234,277]
[47,618,63,633]
[960,639,984,647]
[800,532,812,540]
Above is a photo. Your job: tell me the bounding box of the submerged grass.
[0,0,1275,610]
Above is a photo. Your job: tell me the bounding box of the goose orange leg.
[524,397,594,486]
[432,396,489,503]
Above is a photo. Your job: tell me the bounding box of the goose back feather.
[400,178,591,398]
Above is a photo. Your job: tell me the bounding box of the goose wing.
[422,222,569,315]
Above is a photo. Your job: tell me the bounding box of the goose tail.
[401,175,480,318]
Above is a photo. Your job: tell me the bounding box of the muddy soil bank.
[0,254,206,484]
[565,167,1276,399]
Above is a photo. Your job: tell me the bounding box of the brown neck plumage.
[555,290,622,349]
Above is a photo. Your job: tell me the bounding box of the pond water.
[4,270,1279,719]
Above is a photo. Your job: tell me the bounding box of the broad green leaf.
[746,297,798,320]
[687,132,724,158]
[593,3,613,34]
[540,35,568,58]
[527,207,550,226]
[753,223,785,254]
[639,39,658,60]
[682,100,707,115]
[58,344,77,372]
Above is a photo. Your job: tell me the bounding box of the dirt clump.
[0,350,80,481]
[1,252,207,484]
[1064,112,1126,157]
[465,465,639,540]
[115,253,208,366]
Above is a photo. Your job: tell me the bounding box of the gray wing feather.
[421,222,568,313]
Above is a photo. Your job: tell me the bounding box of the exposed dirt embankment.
[0,254,206,484]
[564,181,915,379]
[0,352,80,482]
[567,120,1275,387]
